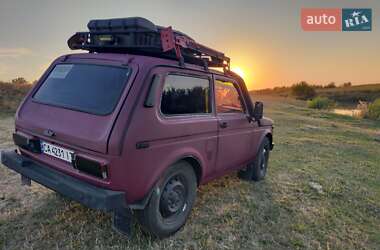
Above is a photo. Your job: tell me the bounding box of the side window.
[161,74,211,115]
[215,80,244,113]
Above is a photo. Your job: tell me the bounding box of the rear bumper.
[0,150,126,212]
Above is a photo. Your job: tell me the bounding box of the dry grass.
[0,96,379,249]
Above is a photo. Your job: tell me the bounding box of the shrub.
[0,80,32,112]
[343,82,352,87]
[11,77,28,85]
[368,98,380,120]
[325,82,336,88]
[291,81,316,100]
[307,96,334,109]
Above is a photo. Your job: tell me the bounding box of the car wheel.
[135,161,197,238]
[239,137,270,181]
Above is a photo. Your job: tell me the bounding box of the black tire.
[135,161,197,238]
[239,137,270,181]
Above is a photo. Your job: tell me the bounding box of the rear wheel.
[239,137,270,181]
[135,161,197,238]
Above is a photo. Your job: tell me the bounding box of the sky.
[0,0,379,90]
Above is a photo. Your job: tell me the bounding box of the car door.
[122,67,219,188]
[214,76,254,172]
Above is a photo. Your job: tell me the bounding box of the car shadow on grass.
[0,173,287,250]
[0,191,159,250]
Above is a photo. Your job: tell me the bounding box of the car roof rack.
[68,17,230,70]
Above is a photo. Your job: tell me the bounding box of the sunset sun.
[231,66,246,80]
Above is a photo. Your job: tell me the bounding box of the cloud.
[0,48,33,58]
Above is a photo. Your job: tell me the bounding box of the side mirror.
[253,101,263,121]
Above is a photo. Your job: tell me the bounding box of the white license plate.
[40,141,74,163]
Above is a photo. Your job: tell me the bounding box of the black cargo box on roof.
[87,17,158,32]
[68,17,230,69]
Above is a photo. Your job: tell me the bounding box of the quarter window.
[215,80,244,113]
[161,74,211,115]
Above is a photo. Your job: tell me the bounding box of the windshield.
[33,64,130,115]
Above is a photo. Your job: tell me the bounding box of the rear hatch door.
[16,58,136,153]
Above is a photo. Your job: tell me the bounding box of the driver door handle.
[219,121,228,128]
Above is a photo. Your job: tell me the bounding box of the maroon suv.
[1,17,273,238]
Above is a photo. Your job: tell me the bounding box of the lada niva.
[1,17,274,238]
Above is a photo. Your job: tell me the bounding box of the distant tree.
[343,82,352,87]
[291,81,316,100]
[11,77,28,85]
[311,84,323,89]
[325,82,336,88]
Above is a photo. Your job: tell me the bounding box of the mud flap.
[112,208,133,237]
[238,163,254,181]
[21,174,31,186]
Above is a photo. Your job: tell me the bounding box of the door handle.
[219,121,228,128]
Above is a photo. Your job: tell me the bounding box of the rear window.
[33,64,130,115]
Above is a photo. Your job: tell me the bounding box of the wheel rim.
[260,147,269,176]
[159,174,187,219]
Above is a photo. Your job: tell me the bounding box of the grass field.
[0,96,379,249]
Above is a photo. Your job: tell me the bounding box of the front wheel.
[135,161,197,238]
[239,137,271,181]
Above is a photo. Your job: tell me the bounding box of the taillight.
[73,156,108,180]
[13,133,41,153]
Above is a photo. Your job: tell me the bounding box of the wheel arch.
[128,153,203,210]
[265,132,274,150]
[252,131,274,159]
[179,155,203,186]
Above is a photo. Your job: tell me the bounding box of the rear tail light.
[13,133,41,153]
[73,156,108,180]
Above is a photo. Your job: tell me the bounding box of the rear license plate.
[40,141,74,163]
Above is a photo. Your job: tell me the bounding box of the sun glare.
[231,66,246,80]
